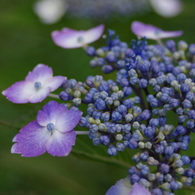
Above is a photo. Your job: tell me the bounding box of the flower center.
[155,29,162,35]
[47,123,55,131]
[34,82,42,90]
[77,36,84,43]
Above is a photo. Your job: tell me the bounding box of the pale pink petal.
[28,86,51,103]
[51,29,84,48]
[2,81,34,104]
[128,183,151,195]
[131,21,182,40]
[25,64,53,83]
[149,0,183,18]
[11,121,51,157]
[36,101,68,126]
[82,24,105,44]
[106,177,131,195]
[51,24,104,48]
[55,109,83,133]
[46,76,66,91]
[46,130,76,156]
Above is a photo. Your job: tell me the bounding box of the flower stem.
[75,131,89,135]
[48,93,59,99]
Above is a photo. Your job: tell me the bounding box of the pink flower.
[51,24,104,48]
[131,21,183,40]
[11,101,82,157]
[2,64,66,103]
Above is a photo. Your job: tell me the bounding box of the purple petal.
[28,86,51,103]
[82,24,105,45]
[128,183,151,195]
[55,109,83,133]
[106,177,131,195]
[37,101,68,126]
[131,21,182,40]
[2,81,35,104]
[149,0,183,18]
[51,24,104,49]
[25,64,53,83]
[11,121,51,157]
[46,76,66,91]
[46,130,76,156]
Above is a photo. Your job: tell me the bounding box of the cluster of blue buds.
[59,28,195,194]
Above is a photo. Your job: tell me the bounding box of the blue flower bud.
[149,118,159,127]
[123,124,131,133]
[59,91,72,101]
[123,99,134,108]
[117,105,127,114]
[166,40,176,51]
[170,180,179,190]
[139,79,148,88]
[184,169,194,177]
[159,163,170,174]
[102,65,114,74]
[151,188,163,195]
[158,116,166,126]
[191,160,195,170]
[86,46,96,56]
[160,93,170,102]
[94,98,106,110]
[92,111,101,119]
[186,120,194,129]
[144,127,155,138]
[107,146,117,156]
[112,111,122,122]
[150,98,159,107]
[130,174,140,184]
[164,146,174,156]
[130,77,139,85]
[180,142,188,150]
[128,166,138,175]
[180,83,190,93]
[100,135,110,145]
[188,110,195,119]
[140,165,149,175]
[123,87,132,97]
[128,139,138,149]
[140,152,149,161]
[84,92,94,103]
[92,138,100,146]
[116,143,125,152]
[186,92,194,101]
[155,145,164,154]
[169,98,180,108]
[98,82,109,92]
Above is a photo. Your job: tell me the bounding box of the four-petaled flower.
[131,21,183,40]
[2,64,66,103]
[51,24,104,48]
[106,177,151,195]
[11,100,83,157]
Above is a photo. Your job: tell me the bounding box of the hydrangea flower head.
[131,21,183,40]
[51,24,104,48]
[11,101,82,157]
[106,177,151,195]
[2,64,66,103]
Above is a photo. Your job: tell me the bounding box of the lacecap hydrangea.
[3,21,195,195]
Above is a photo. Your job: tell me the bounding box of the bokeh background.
[0,0,195,194]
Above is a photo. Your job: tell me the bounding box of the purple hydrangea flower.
[2,64,66,103]
[131,21,183,40]
[11,101,82,157]
[106,177,151,195]
[51,24,104,48]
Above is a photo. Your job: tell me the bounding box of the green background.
[0,0,195,194]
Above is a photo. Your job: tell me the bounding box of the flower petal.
[149,0,183,18]
[128,183,151,195]
[51,28,84,48]
[2,81,34,103]
[55,109,83,133]
[131,21,182,40]
[25,64,53,83]
[51,24,104,48]
[46,76,66,91]
[11,121,51,157]
[46,130,76,156]
[82,24,105,44]
[28,86,51,103]
[36,101,68,126]
[106,177,131,195]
